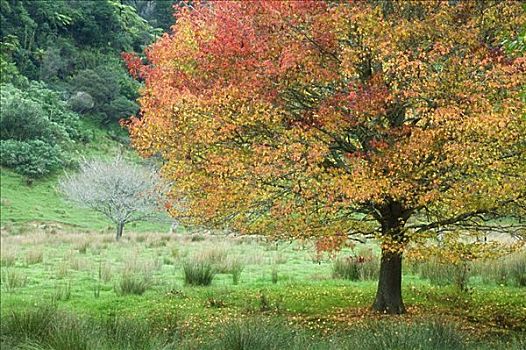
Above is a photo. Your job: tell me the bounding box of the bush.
[183,258,215,286]
[0,81,86,177]
[1,82,85,142]
[0,139,64,178]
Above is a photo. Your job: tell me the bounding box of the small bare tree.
[60,156,168,240]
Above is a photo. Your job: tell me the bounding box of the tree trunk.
[372,249,405,314]
[371,200,409,314]
[116,222,124,241]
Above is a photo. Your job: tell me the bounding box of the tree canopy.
[127,1,526,313]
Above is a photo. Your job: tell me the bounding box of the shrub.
[183,258,215,286]
[0,81,86,177]
[0,139,64,178]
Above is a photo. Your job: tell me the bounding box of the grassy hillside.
[0,122,170,234]
[0,168,168,234]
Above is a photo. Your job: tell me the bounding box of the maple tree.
[125,1,526,313]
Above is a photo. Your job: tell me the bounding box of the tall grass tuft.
[0,247,17,267]
[213,319,299,350]
[74,239,91,254]
[417,258,471,291]
[1,304,57,341]
[477,251,526,287]
[183,258,215,286]
[25,248,44,265]
[344,320,468,350]
[271,265,279,284]
[332,253,379,281]
[2,267,28,291]
[115,260,155,296]
[0,305,178,350]
[117,273,149,296]
[102,315,167,349]
[52,281,72,301]
[229,258,245,285]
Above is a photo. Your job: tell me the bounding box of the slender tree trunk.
[371,201,409,314]
[116,222,124,241]
[372,248,405,314]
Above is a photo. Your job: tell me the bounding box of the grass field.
[1,227,525,349]
[1,143,525,349]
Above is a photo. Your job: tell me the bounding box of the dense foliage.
[0,0,180,177]
[127,1,526,313]
[0,82,86,177]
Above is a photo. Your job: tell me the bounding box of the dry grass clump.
[0,247,17,267]
[100,261,113,283]
[271,252,288,265]
[146,235,170,248]
[74,238,92,254]
[477,250,526,287]
[25,248,44,265]
[115,258,159,295]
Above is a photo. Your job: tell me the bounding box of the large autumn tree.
[126,1,526,313]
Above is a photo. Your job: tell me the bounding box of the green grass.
[0,168,169,233]
[2,306,524,350]
[1,231,525,344]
